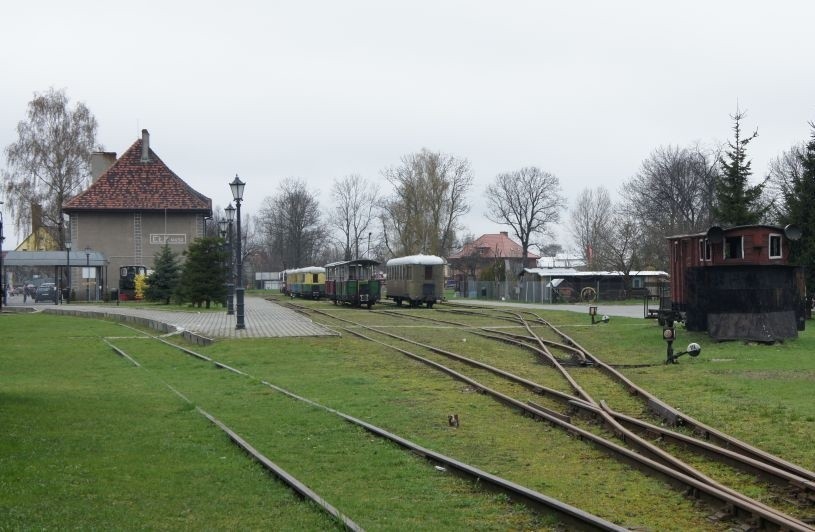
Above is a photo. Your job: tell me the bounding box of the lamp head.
[229,175,245,201]
[225,203,236,222]
[218,219,228,234]
[66,241,72,250]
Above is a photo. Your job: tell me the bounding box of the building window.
[632,277,643,289]
[769,234,782,259]
[698,238,712,261]
[724,236,743,259]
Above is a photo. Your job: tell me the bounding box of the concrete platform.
[2,295,334,343]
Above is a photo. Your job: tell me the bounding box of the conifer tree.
[175,237,227,308]
[145,244,180,304]
[713,110,768,225]
[783,124,815,305]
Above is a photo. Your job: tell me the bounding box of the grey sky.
[2,1,814,250]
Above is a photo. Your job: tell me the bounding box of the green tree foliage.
[175,237,227,308]
[782,124,815,300]
[2,88,100,245]
[145,244,180,304]
[713,110,768,226]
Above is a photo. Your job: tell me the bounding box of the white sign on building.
[150,234,188,245]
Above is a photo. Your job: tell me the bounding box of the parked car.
[34,283,57,303]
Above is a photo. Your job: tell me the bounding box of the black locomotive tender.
[662,224,806,342]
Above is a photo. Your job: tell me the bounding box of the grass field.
[2,302,813,530]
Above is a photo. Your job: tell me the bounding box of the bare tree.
[3,88,100,246]
[381,149,473,257]
[765,142,806,223]
[485,166,565,263]
[596,207,643,293]
[569,187,612,270]
[621,144,719,269]
[328,174,379,260]
[257,179,325,269]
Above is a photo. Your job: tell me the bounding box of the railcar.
[287,266,326,299]
[118,265,149,301]
[325,259,381,308]
[385,254,446,308]
[662,224,806,341]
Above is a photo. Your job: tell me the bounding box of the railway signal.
[664,321,702,364]
[588,306,609,325]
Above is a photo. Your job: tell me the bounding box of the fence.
[453,280,557,303]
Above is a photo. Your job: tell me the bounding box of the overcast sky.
[2,1,814,251]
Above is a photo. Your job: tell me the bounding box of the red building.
[666,224,805,341]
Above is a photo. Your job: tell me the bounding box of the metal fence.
[452,280,556,303]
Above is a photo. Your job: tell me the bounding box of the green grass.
[3,304,813,530]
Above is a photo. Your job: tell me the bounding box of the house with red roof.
[63,130,212,299]
[447,231,540,288]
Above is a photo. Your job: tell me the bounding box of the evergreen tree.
[783,124,815,304]
[713,110,768,225]
[175,237,227,308]
[145,244,180,304]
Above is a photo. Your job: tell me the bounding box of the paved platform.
[2,295,334,342]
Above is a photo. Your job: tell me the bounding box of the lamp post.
[229,175,246,329]
[85,246,91,302]
[224,203,236,315]
[66,241,72,304]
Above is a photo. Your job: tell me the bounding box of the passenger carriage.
[288,266,326,299]
[325,259,381,308]
[663,224,805,341]
[385,254,446,308]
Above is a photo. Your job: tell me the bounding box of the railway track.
[107,323,625,531]
[288,301,815,530]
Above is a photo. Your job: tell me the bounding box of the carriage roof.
[386,254,446,266]
[291,266,325,274]
[325,259,380,268]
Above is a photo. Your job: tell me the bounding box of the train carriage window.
[724,236,743,259]
[425,265,433,280]
[769,234,782,259]
[699,239,711,261]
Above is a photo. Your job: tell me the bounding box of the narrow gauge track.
[400,304,815,498]
[107,323,625,532]
[105,335,363,532]
[442,305,815,493]
[288,302,815,531]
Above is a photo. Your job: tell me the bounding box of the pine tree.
[145,244,180,304]
[713,110,768,225]
[783,124,815,304]
[175,237,227,308]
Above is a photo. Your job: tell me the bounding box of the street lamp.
[66,241,72,304]
[224,203,236,315]
[229,175,246,330]
[85,246,91,302]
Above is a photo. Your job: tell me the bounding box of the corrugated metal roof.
[3,250,107,267]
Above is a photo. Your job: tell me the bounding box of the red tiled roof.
[64,134,211,212]
[448,232,540,260]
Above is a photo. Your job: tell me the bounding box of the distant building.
[447,231,540,284]
[63,130,212,299]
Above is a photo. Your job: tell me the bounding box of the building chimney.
[90,152,117,182]
[500,231,508,237]
[140,129,150,162]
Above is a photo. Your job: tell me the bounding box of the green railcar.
[325,259,381,308]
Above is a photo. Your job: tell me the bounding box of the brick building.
[63,130,212,299]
